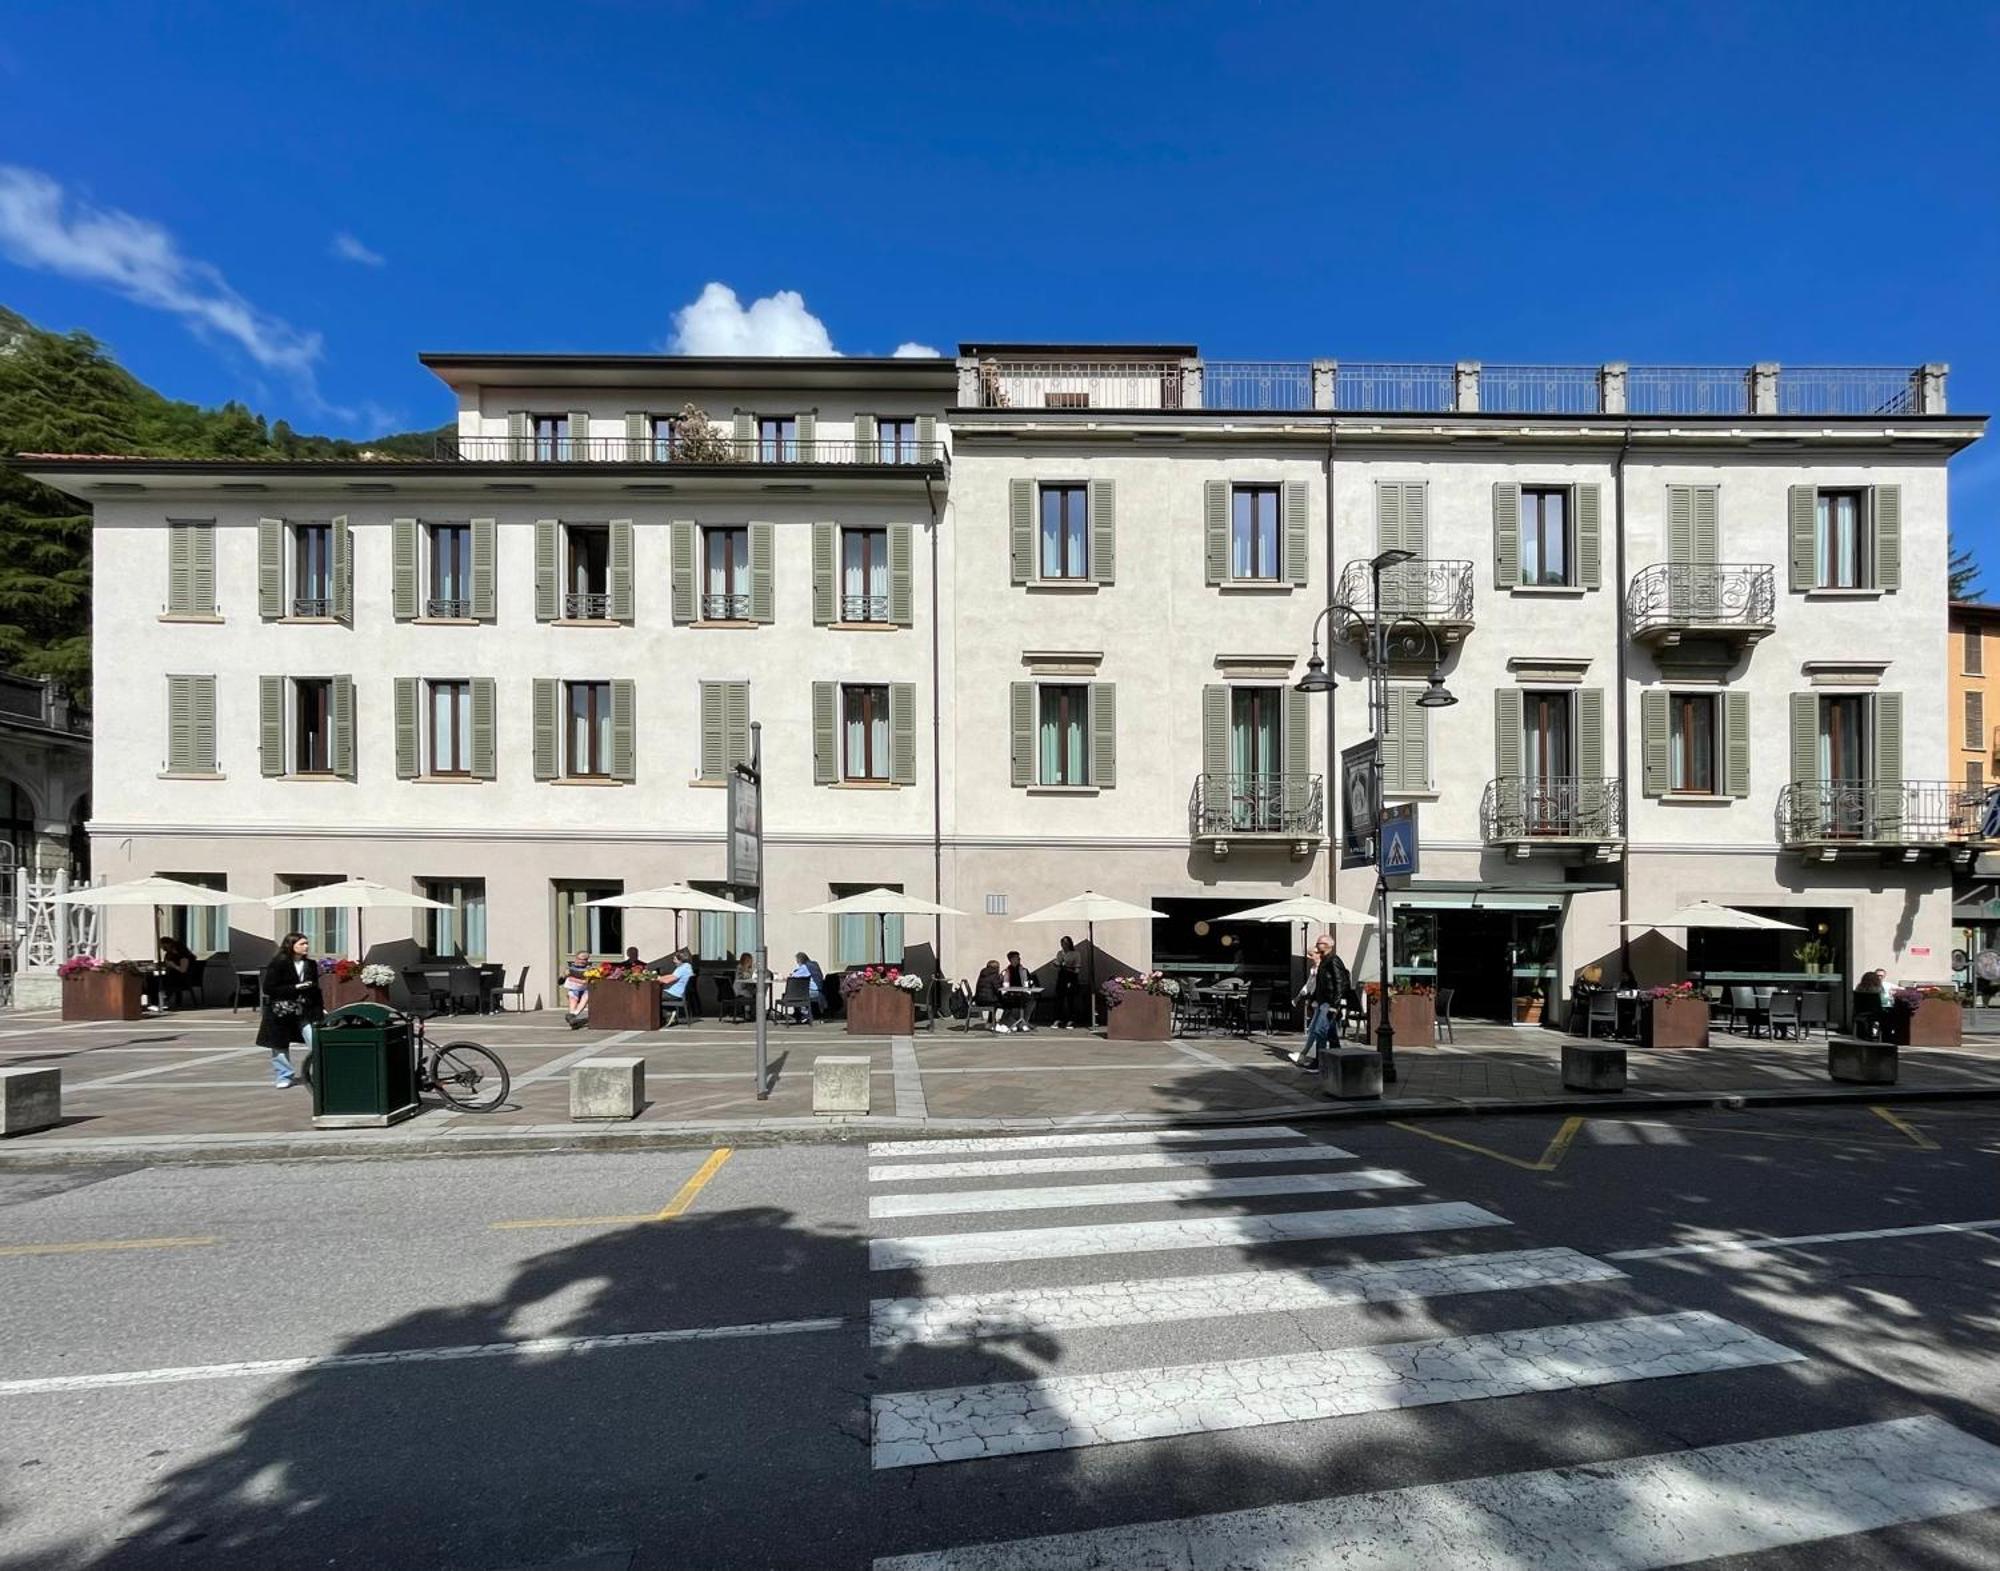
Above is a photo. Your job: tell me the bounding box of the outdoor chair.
[496,966,528,1012]
[1435,986,1456,1044]
[660,988,690,1028]
[1765,991,1800,1041]
[476,964,505,1012]
[1340,988,1367,1041]
[778,974,816,1026]
[1243,984,1273,1034]
[1728,986,1763,1036]
[1582,989,1618,1040]
[231,968,261,1011]
[1798,990,1829,1039]
[447,968,483,1015]
[402,969,446,1015]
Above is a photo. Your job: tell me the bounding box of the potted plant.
[1513,986,1545,1025]
[59,956,147,1021]
[1794,938,1832,976]
[1104,973,1178,1041]
[1642,980,1710,1048]
[1888,984,1963,1047]
[843,966,923,1034]
[584,963,662,1031]
[318,957,384,1010]
[1365,981,1436,1047]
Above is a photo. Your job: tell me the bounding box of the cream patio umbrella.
[1219,894,1379,986]
[1617,901,1808,932]
[264,877,450,957]
[53,875,242,908]
[1011,890,1167,1009]
[587,884,758,950]
[796,887,965,969]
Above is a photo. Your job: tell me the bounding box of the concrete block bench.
[0,1067,61,1137]
[813,1055,872,1115]
[1829,1037,1897,1085]
[570,1057,646,1121]
[1322,1049,1383,1101]
[1562,1043,1627,1092]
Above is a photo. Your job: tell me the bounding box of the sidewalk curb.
[0,1082,1994,1167]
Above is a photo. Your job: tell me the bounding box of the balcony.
[1190,773,1325,858]
[1778,780,1991,861]
[1627,563,1776,649]
[1333,559,1475,644]
[437,435,944,467]
[563,591,612,620]
[700,592,751,621]
[289,596,331,618]
[839,592,891,624]
[973,360,1189,411]
[425,596,471,619]
[1482,777,1625,855]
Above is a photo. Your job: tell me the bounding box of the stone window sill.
[1217,581,1293,593]
[1804,588,1884,600]
[688,778,726,789]
[694,620,761,630]
[283,772,348,783]
[413,616,481,627]
[158,612,223,624]
[1027,784,1100,796]
[1510,585,1588,597]
[552,618,624,629]
[830,621,902,632]
[1385,789,1440,801]
[830,779,901,790]
[412,774,486,785]
[278,616,342,626]
[551,777,627,787]
[1659,793,1734,805]
[1026,581,1100,593]
[156,770,224,781]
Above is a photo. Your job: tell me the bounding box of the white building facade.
[22,349,1983,1020]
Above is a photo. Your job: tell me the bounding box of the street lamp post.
[1296,550,1457,1085]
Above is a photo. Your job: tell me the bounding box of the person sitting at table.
[623,946,645,971]
[1001,950,1038,1032]
[564,949,591,1030]
[973,960,1009,1031]
[1853,968,1887,1041]
[660,948,697,1023]
[149,935,199,1012]
[790,952,827,1020]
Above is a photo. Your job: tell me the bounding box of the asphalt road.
[0,1104,1997,1570]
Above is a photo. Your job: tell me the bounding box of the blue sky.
[3,2,1998,558]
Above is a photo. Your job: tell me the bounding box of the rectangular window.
[531,414,569,461]
[279,873,349,956]
[757,416,798,462]
[292,522,332,616]
[878,418,919,463]
[1970,760,1985,792]
[1523,690,1574,834]
[427,523,471,617]
[1229,686,1282,829]
[427,679,472,774]
[1039,484,1089,579]
[649,414,679,461]
[553,880,622,970]
[1967,690,1985,753]
[158,872,227,955]
[1230,486,1280,580]
[830,880,903,966]
[691,879,758,963]
[1816,489,1868,589]
[1967,626,1985,677]
[294,678,332,773]
[564,524,610,618]
[1669,693,1718,794]
[1520,487,1571,586]
[421,877,487,961]
[702,526,750,620]
[1819,694,1869,783]
[566,680,611,777]
[1038,684,1090,785]
[841,527,889,622]
[842,684,889,781]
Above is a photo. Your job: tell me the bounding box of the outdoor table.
[1001,986,1041,1029]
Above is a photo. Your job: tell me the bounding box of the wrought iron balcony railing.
[1333,558,1475,625]
[1203,361,1313,410]
[1778,780,1992,847]
[438,435,943,466]
[1627,563,1776,639]
[840,592,891,623]
[700,592,751,621]
[974,360,1186,410]
[425,596,471,619]
[563,591,612,620]
[1482,777,1626,842]
[1190,773,1325,839]
[289,596,331,618]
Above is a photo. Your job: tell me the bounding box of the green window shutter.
[507,410,529,459]
[724,681,750,770]
[569,409,592,458]
[890,682,916,786]
[331,516,353,623]
[1283,479,1309,587]
[1668,486,1693,565]
[1402,481,1428,554]
[1790,693,1819,785]
[916,414,937,455]
[1010,682,1035,787]
[166,522,193,613]
[1089,478,1116,585]
[1379,685,1405,792]
[608,519,635,621]
[699,681,726,781]
[331,675,355,779]
[670,520,696,623]
[1285,687,1314,820]
[1692,485,1718,566]
[1375,481,1403,553]
[189,521,215,614]
[624,411,646,454]
[1089,682,1117,788]
[1203,684,1230,781]
[532,679,559,781]
[1576,483,1602,589]
[1009,480,1033,584]
[394,678,419,779]
[888,523,913,626]
[1494,688,1524,781]
[812,522,836,624]
[258,517,283,619]
[1788,486,1816,591]
[1640,689,1669,797]
[1873,485,1901,591]
[167,677,193,772]
[749,521,775,622]
[391,518,419,620]
[1492,482,1520,588]
[1577,688,1604,783]
[470,678,496,780]
[796,410,816,458]
[534,520,559,621]
[1724,691,1750,798]
[470,517,497,620]
[812,682,838,784]
[853,413,877,461]
[610,679,636,782]
[259,675,285,777]
[1874,691,1903,793]
[733,410,754,450]
[1204,480,1228,586]
[1395,687,1429,792]
[190,675,216,774]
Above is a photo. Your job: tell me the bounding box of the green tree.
[1950,530,1983,600]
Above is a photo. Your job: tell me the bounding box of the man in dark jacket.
[1292,937,1351,1070]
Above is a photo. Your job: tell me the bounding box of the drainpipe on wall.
[1614,427,1634,978]
[925,468,945,977]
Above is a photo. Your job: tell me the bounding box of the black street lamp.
[1297,550,1456,1083]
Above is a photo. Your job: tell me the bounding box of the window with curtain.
[158,872,227,955]
[428,680,471,775]
[757,416,798,461]
[691,880,758,962]
[1520,488,1570,586]
[554,880,622,962]
[703,526,750,619]
[1039,484,1089,579]
[842,528,889,622]
[279,874,349,956]
[531,414,568,461]
[564,524,610,617]
[1669,693,1717,794]
[842,684,889,780]
[426,524,471,617]
[878,418,918,463]
[1228,486,1279,580]
[829,882,903,966]
[1039,684,1089,785]
[1819,694,1869,782]
[649,414,679,461]
[291,523,332,616]
[566,681,611,777]
[1816,490,1867,588]
[421,878,487,960]
[294,679,332,773]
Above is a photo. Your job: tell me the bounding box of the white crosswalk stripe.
[868,1126,1307,1157]
[868,1167,1419,1219]
[874,1416,2000,1570]
[868,1144,1355,1182]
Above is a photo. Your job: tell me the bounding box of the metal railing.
[1479,365,1602,415]
[701,592,751,621]
[1203,361,1313,410]
[1627,562,1776,635]
[1334,558,1475,623]
[1778,780,1991,845]
[563,591,612,620]
[1335,363,1456,413]
[974,361,1185,410]
[840,592,891,623]
[438,435,943,465]
[425,596,471,619]
[1482,777,1625,841]
[1777,367,1916,416]
[1190,773,1325,838]
[289,596,331,618]
[1625,367,1750,416]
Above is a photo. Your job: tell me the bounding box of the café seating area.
[1565,981,1834,1041]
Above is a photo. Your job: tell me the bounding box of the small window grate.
[985,894,1008,916]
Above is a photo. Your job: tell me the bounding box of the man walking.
[1292,936,1351,1070]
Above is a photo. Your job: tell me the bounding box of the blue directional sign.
[1379,803,1418,880]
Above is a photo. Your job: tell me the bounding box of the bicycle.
[318,1006,512,1113]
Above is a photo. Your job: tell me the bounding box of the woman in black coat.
[256,932,323,1088]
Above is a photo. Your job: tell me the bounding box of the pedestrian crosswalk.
[863,1121,2000,1568]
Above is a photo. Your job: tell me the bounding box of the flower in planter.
[1893,984,1964,1007]
[319,957,362,982]
[893,973,924,992]
[844,965,915,997]
[618,968,661,986]
[1364,980,1435,998]
[1105,972,1178,998]
[359,964,396,988]
[57,955,104,979]
[1648,981,1699,999]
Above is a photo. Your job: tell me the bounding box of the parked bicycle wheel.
[428,1041,510,1112]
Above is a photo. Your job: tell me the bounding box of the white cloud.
[330,231,385,267]
[892,341,942,358]
[670,282,838,356]
[0,164,324,382]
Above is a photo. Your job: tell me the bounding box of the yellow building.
[1950,600,2000,990]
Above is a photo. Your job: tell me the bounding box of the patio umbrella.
[264,878,450,957]
[796,887,965,966]
[1219,894,1379,984]
[1011,891,1167,1006]
[53,875,243,907]
[588,884,757,949]
[1617,901,1807,932]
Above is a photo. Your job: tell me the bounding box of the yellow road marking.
[1871,1106,1940,1150]
[657,1147,733,1218]
[0,1236,218,1259]
[491,1147,735,1231]
[1389,1116,1584,1173]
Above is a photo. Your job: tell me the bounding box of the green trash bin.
[310,1002,420,1128]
